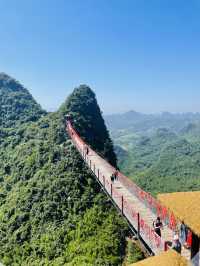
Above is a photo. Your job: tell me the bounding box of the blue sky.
[0,0,200,114]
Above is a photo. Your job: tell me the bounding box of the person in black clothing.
[113,170,118,181]
[153,217,163,237]
[86,146,89,155]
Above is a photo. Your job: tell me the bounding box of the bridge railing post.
[164,241,168,251]
[103,176,105,187]
[93,164,95,174]
[111,183,113,197]
[90,160,91,169]
[97,169,99,179]
[137,213,140,238]
[121,196,124,215]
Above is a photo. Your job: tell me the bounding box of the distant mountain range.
[105,110,200,196]
[105,110,200,135]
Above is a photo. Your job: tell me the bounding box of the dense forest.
[105,111,200,195]
[0,73,45,128]
[0,74,143,265]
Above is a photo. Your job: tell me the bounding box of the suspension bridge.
[66,119,197,264]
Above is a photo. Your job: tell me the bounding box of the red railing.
[117,171,177,230]
[66,121,175,253]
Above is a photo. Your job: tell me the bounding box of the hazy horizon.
[45,103,200,116]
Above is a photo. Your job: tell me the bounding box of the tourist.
[172,234,182,254]
[179,222,188,247]
[114,170,118,181]
[153,217,163,237]
[86,145,89,155]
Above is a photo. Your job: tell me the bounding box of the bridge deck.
[86,149,173,255]
[67,122,191,260]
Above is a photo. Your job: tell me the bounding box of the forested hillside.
[106,111,200,196]
[0,73,45,128]
[60,85,117,167]
[0,75,133,265]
